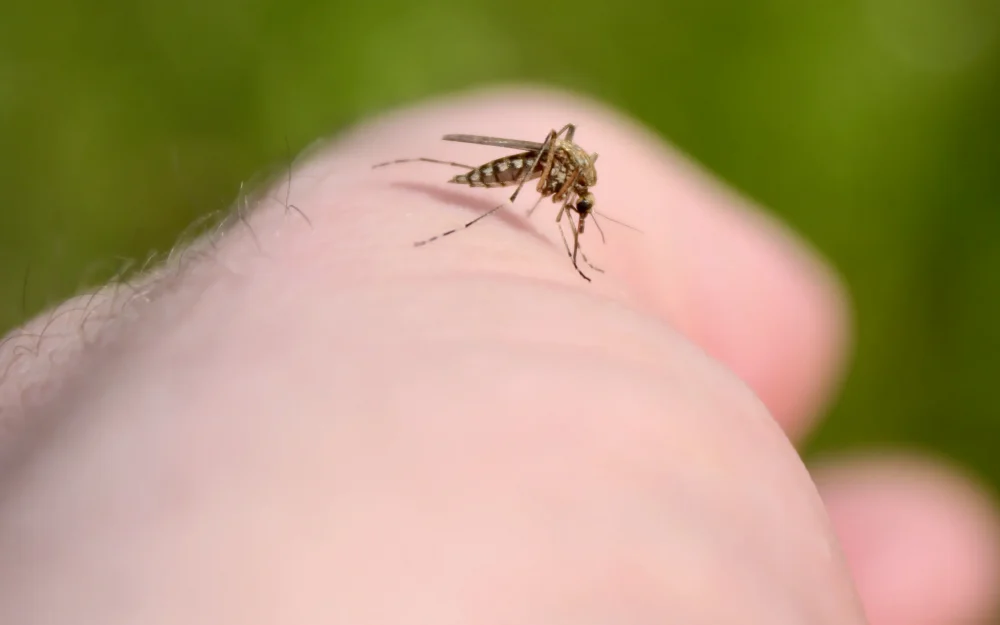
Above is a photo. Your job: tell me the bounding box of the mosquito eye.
[577,197,594,212]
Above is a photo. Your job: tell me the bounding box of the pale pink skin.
[0,88,997,624]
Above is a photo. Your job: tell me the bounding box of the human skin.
[0,88,997,624]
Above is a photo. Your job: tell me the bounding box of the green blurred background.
[2,2,999,480]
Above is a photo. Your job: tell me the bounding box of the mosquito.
[373,123,621,282]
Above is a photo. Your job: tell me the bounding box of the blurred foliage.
[1,1,999,481]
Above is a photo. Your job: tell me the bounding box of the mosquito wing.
[441,134,545,151]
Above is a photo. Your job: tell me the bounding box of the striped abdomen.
[449,151,543,188]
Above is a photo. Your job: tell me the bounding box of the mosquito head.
[575,193,596,216]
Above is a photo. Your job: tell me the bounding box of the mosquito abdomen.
[449,152,541,188]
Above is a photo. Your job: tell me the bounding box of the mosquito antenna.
[591,211,608,244]
[594,211,643,234]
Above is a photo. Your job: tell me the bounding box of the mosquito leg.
[373,157,477,170]
[534,130,563,195]
[556,218,593,282]
[562,209,604,276]
[413,202,508,247]
[554,202,599,278]
[578,248,603,274]
[554,169,581,204]
[555,195,572,223]
[525,194,546,218]
[558,123,576,143]
[509,130,556,204]
[535,125,576,196]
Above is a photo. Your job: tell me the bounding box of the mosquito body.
[373,123,605,281]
